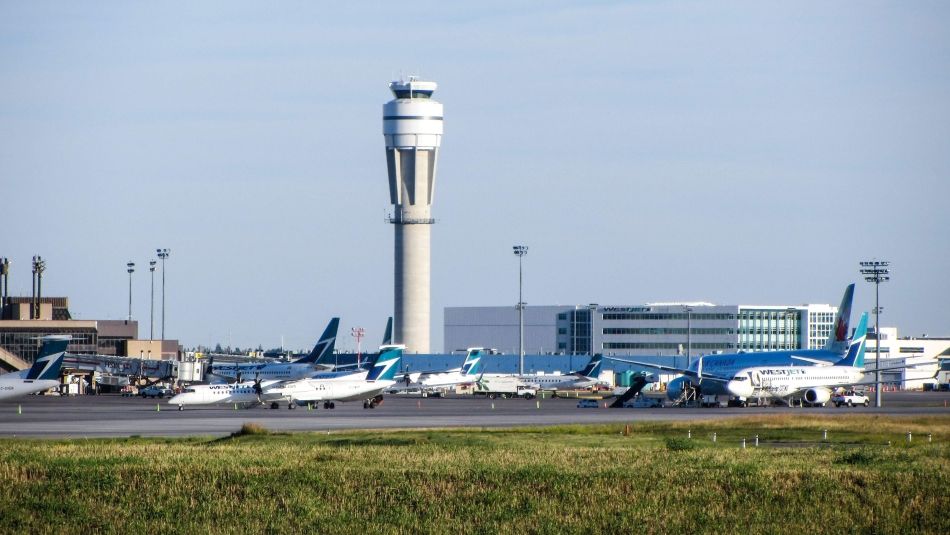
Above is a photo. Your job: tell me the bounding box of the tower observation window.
[392,90,433,99]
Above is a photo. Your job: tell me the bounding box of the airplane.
[0,336,69,401]
[270,345,404,409]
[712,313,930,406]
[605,283,858,403]
[169,345,403,410]
[516,354,605,391]
[396,347,486,392]
[207,318,339,382]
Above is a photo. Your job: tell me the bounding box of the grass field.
[1,415,948,534]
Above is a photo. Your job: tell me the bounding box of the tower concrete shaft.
[383,77,442,353]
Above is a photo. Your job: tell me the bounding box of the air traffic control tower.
[383,77,442,353]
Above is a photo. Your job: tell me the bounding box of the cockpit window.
[732,376,748,381]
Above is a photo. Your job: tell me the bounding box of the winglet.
[294,317,339,364]
[824,284,855,354]
[26,336,70,381]
[836,312,868,367]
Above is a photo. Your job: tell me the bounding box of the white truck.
[831,391,870,407]
[474,376,537,399]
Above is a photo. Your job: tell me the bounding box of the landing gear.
[270,402,279,410]
[323,401,335,409]
[178,405,183,411]
[288,403,295,410]
[363,395,384,409]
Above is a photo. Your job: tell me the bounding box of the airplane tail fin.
[366,345,403,382]
[460,348,484,377]
[26,336,70,380]
[836,313,868,367]
[294,317,339,365]
[824,284,855,353]
[381,317,393,345]
[576,354,603,379]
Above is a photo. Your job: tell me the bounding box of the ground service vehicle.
[474,376,537,399]
[622,395,663,408]
[140,385,173,399]
[832,391,870,407]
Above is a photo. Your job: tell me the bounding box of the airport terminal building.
[444,302,838,357]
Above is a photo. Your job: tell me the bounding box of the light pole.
[513,245,528,375]
[149,260,156,340]
[685,305,693,368]
[860,260,890,408]
[157,248,170,340]
[588,303,598,357]
[0,257,9,318]
[351,327,365,367]
[126,262,135,323]
[32,256,45,319]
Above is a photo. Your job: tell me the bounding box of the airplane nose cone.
[667,377,685,401]
[727,380,753,398]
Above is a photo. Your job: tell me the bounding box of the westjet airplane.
[169,344,403,410]
[207,318,339,382]
[270,345,403,409]
[606,284,857,402]
[516,354,604,391]
[398,348,486,391]
[0,336,69,401]
[719,313,930,405]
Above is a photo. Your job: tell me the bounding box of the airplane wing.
[790,356,834,366]
[603,356,732,383]
[603,356,695,375]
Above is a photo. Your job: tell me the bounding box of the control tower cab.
[383,77,443,353]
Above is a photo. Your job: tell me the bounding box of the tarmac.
[0,391,948,438]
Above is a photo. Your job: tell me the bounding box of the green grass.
[1,415,948,534]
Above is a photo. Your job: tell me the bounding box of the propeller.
[403,365,412,387]
[475,371,489,392]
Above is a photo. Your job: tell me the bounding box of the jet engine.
[803,387,831,405]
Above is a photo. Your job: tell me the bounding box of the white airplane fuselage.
[0,372,60,401]
[271,378,394,403]
[727,366,866,399]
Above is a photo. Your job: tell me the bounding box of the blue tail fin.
[26,336,69,380]
[576,354,602,379]
[381,317,393,346]
[836,313,868,367]
[366,345,403,382]
[824,284,855,353]
[294,318,339,364]
[460,348,484,377]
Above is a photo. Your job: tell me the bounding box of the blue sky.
[2,1,947,351]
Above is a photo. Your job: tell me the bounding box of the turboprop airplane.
[169,345,403,410]
[207,318,339,382]
[270,345,403,409]
[516,354,605,391]
[605,284,857,402]
[718,313,930,406]
[0,336,69,401]
[395,348,486,392]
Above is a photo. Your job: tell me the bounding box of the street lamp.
[513,245,528,375]
[860,260,890,408]
[157,248,170,340]
[149,260,157,340]
[126,261,135,323]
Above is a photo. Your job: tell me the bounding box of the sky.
[1,1,948,352]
